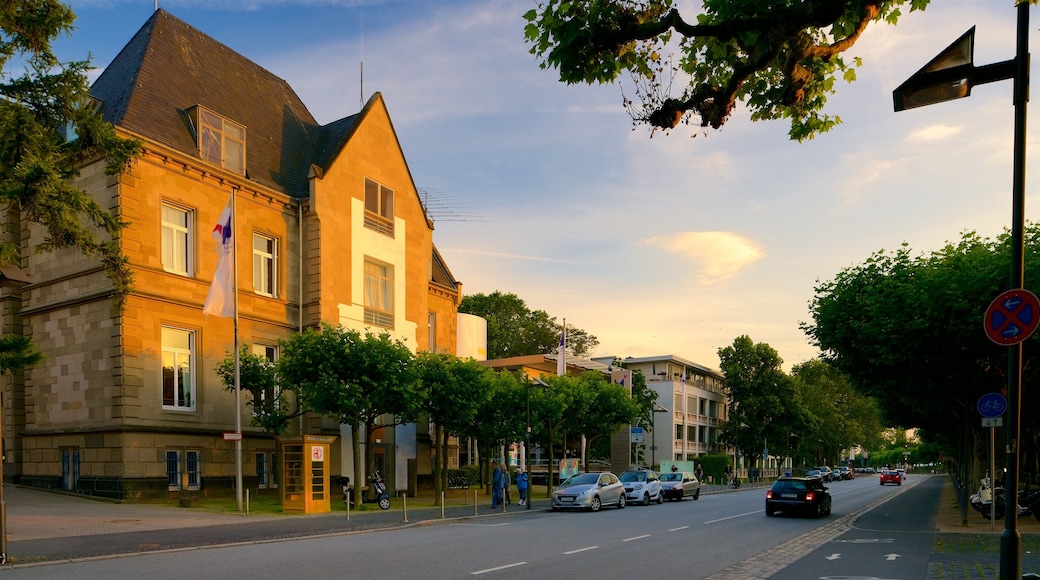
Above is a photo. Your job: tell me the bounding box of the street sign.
[983,417,1004,427]
[977,392,1008,418]
[222,432,242,441]
[984,288,1040,345]
[630,427,644,434]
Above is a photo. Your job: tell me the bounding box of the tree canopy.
[524,0,937,141]
[803,227,1040,478]
[459,291,598,358]
[1,1,139,307]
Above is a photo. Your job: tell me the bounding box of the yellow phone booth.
[278,435,337,513]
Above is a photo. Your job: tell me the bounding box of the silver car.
[551,472,626,512]
[659,470,701,501]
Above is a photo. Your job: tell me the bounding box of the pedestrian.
[516,466,529,506]
[503,465,512,505]
[695,463,704,483]
[491,461,503,509]
[671,465,679,473]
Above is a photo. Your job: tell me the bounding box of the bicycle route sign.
[983,288,1040,345]
[977,392,1007,419]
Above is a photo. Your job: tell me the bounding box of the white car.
[659,471,701,501]
[619,469,663,505]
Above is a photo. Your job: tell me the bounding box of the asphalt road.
[0,476,925,579]
[771,474,940,580]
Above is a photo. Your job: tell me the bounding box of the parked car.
[805,469,823,479]
[765,476,832,518]
[619,469,663,505]
[551,472,626,511]
[659,471,701,501]
[896,468,906,480]
[837,466,853,480]
[816,466,834,482]
[879,470,901,486]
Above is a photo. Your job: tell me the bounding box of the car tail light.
[766,490,773,499]
[805,492,814,502]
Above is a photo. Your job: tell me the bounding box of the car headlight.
[633,483,644,490]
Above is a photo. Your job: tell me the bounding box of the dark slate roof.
[431,244,459,291]
[90,9,361,198]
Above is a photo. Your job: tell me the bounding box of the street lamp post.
[0,265,32,566]
[893,5,1028,578]
[651,404,668,469]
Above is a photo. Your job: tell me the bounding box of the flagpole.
[232,187,243,512]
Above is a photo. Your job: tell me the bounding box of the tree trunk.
[433,423,443,506]
[351,419,362,506]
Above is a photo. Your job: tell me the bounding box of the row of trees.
[716,336,884,472]
[804,227,1040,483]
[217,323,653,504]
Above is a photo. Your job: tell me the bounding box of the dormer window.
[193,106,245,175]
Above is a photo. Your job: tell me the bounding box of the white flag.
[203,195,234,317]
[557,320,566,376]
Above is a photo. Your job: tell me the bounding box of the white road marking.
[622,534,651,542]
[825,553,841,560]
[668,525,690,532]
[703,510,761,524]
[884,553,901,561]
[471,562,526,575]
[563,546,598,555]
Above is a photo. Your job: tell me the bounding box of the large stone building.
[3,9,461,500]
[611,355,729,462]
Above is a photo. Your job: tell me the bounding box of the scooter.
[341,471,391,510]
[970,474,992,513]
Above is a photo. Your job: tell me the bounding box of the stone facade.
[3,10,460,501]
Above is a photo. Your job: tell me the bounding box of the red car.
[879,470,901,486]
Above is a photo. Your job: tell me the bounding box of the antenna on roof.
[155,0,159,10]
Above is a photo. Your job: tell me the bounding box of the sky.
[52,0,1040,371]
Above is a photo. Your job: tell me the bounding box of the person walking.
[516,466,529,506]
[491,461,503,509]
[503,465,513,505]
[695,463,704,483]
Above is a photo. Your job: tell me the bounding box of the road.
[1,475,931,579]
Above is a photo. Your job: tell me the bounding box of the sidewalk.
[1,485,542,566]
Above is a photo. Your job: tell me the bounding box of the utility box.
[278,435,337,513]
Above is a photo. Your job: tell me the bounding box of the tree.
[802,228,1040,481]
[523,0,934,141]
[716,335,797,474]
[277,324,421,505]
[564,371,639,471]
[459,291,598,358]
[416,352,493,502]
[216,345,304,434]
[1,1,140,307]
[791,359,883,467]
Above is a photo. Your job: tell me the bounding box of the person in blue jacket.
[516,466,529,506]
[491,460,504,509]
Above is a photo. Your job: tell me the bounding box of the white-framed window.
[162,326,195,410]
[363,178,394,236]
[363,260,394,328]
[197,107,245,174]
[252,233,278,297]
[428,312,437,353]
[161,203,193,276]
[167,449,201,491]
[251,343,278,408]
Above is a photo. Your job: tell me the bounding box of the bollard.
[402,492,408,523]
[473,489,478,516]
[246,489,250,516]
[440,491,445,519]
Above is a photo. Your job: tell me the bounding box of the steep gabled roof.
[431,244,459,291]
[90,9,321,197]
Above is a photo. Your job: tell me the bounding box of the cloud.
[906,124,963,142]
[640,231,765,284]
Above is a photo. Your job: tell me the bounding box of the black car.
[765,476,832,518]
